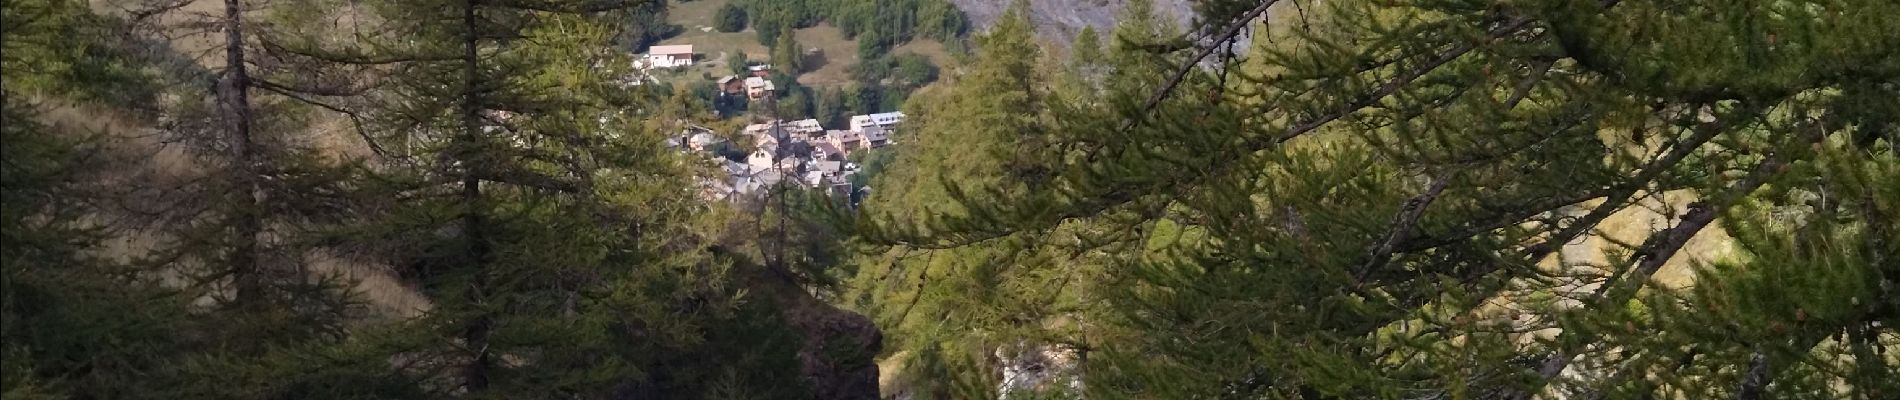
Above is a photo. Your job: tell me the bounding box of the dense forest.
[4,0,1897,400]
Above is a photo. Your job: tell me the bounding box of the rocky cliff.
[949,0,1194,48]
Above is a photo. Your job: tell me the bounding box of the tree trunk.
[220,0,263,305]
[457,0,494,393]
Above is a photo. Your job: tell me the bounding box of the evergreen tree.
[861,0,1900,398]
[845,3,1094,398]
[714,3,748,33]
[915,0,969,42]
[728,49,750,75]
[1069,25,1105,87]
[773,22,804,74]
[779,86,816,120]
[892,54,940,89]
[755,13,787,48]
[622,0,678,52]
[4,2,411,397]
[817,87,849,128]
[0,88,194,400]
[857,26,893,62]
[262,1,807,396]
[845,83,881,115]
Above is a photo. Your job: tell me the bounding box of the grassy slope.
[655,0,954,88]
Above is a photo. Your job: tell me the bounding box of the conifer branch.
[1353,171,1454,289]
[251,79,394,160]
[1509,148,1791,400]
[1123,0,1280,132]
[1398,103,1759,257]
[1514,104,1759,261]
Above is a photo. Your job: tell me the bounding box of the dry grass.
[307,250,432,319]
[1574,190,1736,288]
[790,24,858,86]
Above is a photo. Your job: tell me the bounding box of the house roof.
[689,132,723,146]
[787,119,824,132]
[648,45,694,55]
[724,161,751,176]
[828,130,864,141]
[744,122,775,135]
[850,112,905,127]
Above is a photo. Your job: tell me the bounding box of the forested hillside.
[4,0,1897,399]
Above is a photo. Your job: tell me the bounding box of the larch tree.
[863,0,1900,398]
[846,2,1116,398]
[773,22,804,74]
[4,1,415,398]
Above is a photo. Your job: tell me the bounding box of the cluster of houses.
[675,112,905,202]
[639,44,779,101]
[642,43,903,203]
[714,64,778,100]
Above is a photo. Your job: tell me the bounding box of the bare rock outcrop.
[949,0,1193,47]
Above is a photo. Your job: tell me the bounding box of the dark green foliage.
[816,87,849,128]
[19,0,1899,398]
[779,85,817,120]
[0,98,185,399]
[849,54,893,83]
[0,0,158,110]
[854,0,1900,398]
[847,147,897,188]
[623,1,682,52]
[690,79,721,101]
[845,83,882,115]
[727,49,750,75]
[254,0,833,396]
[878,86,911,113]
[772,23,805,74]
[769,71,801,98]
[856,27,894,61]
[714,3,747,32]
[737,0,968,50]
[852,53,940,91]
[741,0,827,46]
[832,0,966,43]
[893,54,940,87]
[755,19,788,49]
[4,0,875,398]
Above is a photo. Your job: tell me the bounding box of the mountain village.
[639,44,905,204]
[673,110,902,202]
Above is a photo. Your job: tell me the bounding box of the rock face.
[790,302,883,399]
[763,275,884,399]
[996,342,1083,399]
[949,0,1194,47]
